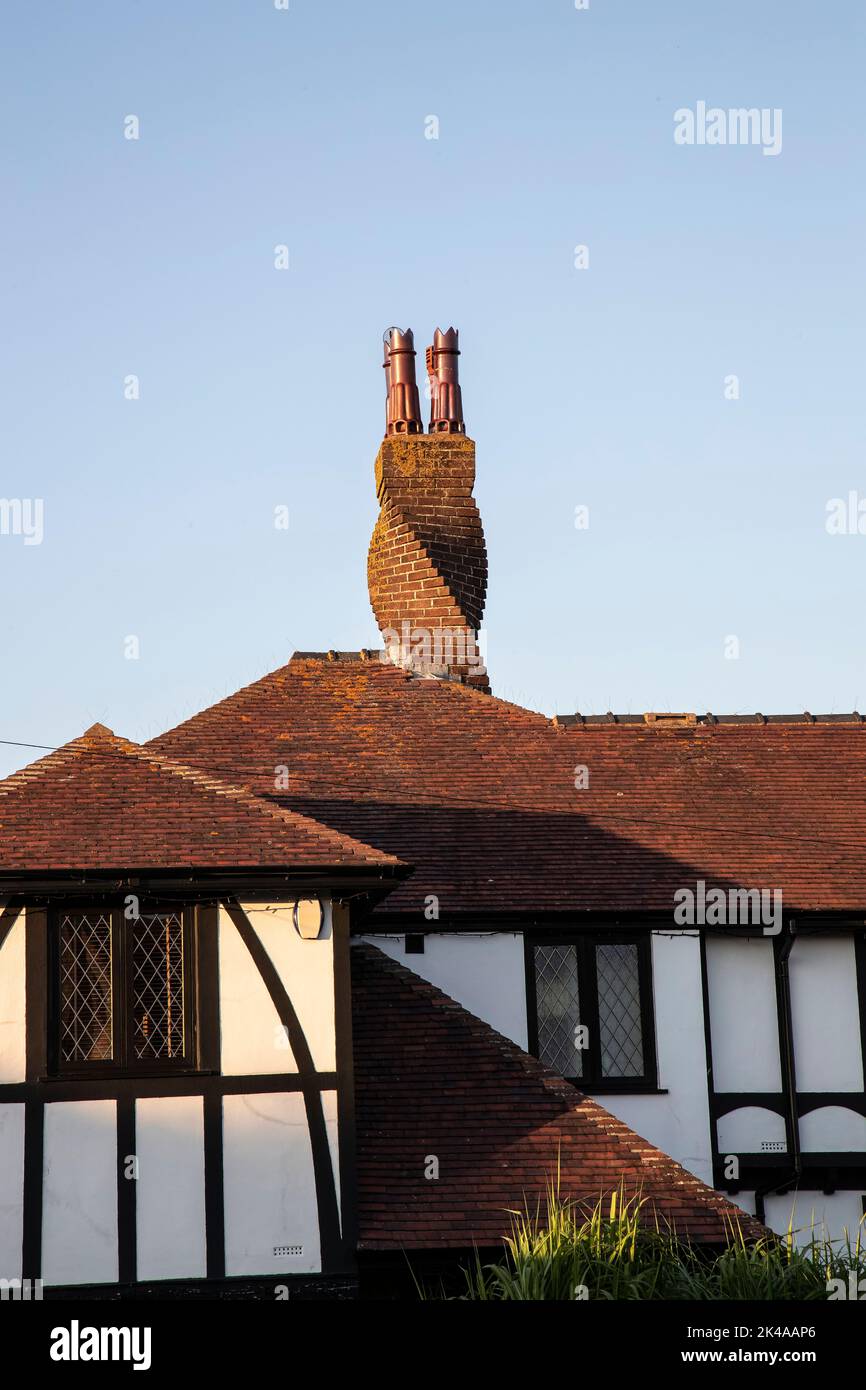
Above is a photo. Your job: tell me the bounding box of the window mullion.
[580,937,602,1085]
[114,907,127,1069]
[638,935,657,1085]
[184,907,196,1066]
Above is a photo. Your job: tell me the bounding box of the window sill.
[567,1083,669,1096]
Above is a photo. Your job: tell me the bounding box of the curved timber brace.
[223,901,343,1270]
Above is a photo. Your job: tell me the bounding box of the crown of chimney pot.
[383,327,423,436]
[369,325,489,692]
[426,327,465,434]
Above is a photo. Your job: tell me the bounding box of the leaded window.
[596,942,644,1079]
[131,911,186,1061]
[51,906,194,1074]
[528,935,656,1090]
[59,910,113,1063]
[534,944,583,1079]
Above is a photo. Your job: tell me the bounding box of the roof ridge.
[289,649,554,724]
[146,659,297,745]
[0,723,129,798]
[148,650,553,749]
[553,711,866,728]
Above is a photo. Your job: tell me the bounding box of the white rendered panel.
[323,1089,340,1235]
[706,936,782,1091]
[218,909,297,1075]
[799,1105,866,1153]
[716,1105,787,1155]
[42,1101,118,1286]
[0,1103,25,1279]
[136,1096,207,1281]
[789,937,864,1092]
[219,902,335,1076]
[765,1190,866,1249]
[0,912,26,1083]
[223,1092,322,1276]
[248,903,335,1072]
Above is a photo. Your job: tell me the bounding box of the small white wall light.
[293,897,324,940]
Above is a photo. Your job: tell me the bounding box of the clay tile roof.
[0,723,403,872]
[351,943,764,1248]
[149,654,866,915]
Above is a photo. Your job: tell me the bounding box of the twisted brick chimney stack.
[368,327,489,691]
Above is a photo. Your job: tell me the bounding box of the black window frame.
[525,931,659,1093]
[48,903,200,1079]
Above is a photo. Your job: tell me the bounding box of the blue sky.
[1,0,864,776]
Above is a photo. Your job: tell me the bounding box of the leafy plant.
[445,1184,866,1302]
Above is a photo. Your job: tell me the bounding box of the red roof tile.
[149,654,866,914]
[351,943,762,1247]
[0,723,401,872]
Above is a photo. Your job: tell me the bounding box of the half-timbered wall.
[706,933,866,1227]
[0,900,352,1289]
[361,925,866,1243]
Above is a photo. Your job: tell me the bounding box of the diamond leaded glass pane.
[59,911,113,1062]
[596,942,644,1078]
[131,911,185,1061]
[534,944,582,1078]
